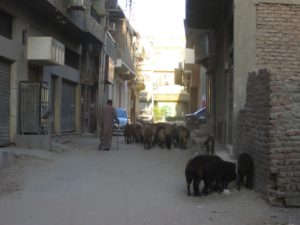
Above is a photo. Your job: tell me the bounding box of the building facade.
[0,0,138,148]
[104,0,138,121]
[139,36,188,121]
[185,0,300,206]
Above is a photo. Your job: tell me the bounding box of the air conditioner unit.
[108,22,116,31]
[68,0,87,10]
[195,34,211,63]
[200,34,210,58]
[27,37,65,65]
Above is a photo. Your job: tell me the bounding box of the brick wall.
[236,69,272,200]
[236,3,300,206]
[256,3,300,75]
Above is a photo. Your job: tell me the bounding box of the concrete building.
[182,48,206,113]
[0,0,99,149]
[185,0,300,206]
[0,0,139,149]
[104,0,138,121]
[139,36,188,121]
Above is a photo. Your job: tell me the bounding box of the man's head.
[107,99,113,105]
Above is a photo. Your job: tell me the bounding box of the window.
[65,48,80,70]
[0,10,13,39]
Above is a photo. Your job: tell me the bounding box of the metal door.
[50,76,56,134]
[61,80,76,133]
[19,82,49,134]
[0,58,10,146]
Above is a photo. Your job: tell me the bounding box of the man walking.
[99,99,119,150]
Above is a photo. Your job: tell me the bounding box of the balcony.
[67,0,87,10]
[134,79,145,92]
[115,59,135,80]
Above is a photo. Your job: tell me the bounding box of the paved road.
[0,135,299,225]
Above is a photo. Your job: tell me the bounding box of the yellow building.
[139,36,189,120]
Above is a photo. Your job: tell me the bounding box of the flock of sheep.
[123,121,254,197]
[123,122,191,150]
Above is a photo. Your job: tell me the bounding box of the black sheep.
[143,125,153,149]
[202,158,236,195]
[184,155,222,196]
[237,152,254,190]
[203,135,215,155]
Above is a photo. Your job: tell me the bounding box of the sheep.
[202,158,236,195]
[157,127,167,149]
[203,135,215,155]
[150,123,159,146]
[133,123,143,143]
[124,124,134,144]
[171,123,179,148]
[143,125,153,149]
[164,123,173,150]
[237,152,254,190]
[185,155,222,196]
[178,125,190,149]
[156,123,172,149]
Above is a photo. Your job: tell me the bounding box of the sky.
[118,0,186,39]
[118,0,186,74]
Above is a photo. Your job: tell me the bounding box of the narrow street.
[0,135,299,225]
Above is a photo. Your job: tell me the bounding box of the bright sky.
[118,0,186,74]
[118,0,186,39]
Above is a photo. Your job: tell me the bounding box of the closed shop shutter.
[0,58,10,146]
[50,76,56,134]
[61,80,76,133]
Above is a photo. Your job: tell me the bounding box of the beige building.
[0,0,139,149]
[139,36,188,120]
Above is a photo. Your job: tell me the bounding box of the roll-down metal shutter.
[61,80,76,133]
[0,59,10,146]
[50,76,56,134]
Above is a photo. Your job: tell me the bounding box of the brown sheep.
[171,123,179,148]
[150,123,158,146]
[133,123,143,143]
[143,125,153,149]
[156,123,172,149]
[157,127,167,149]
[124,124,135,144]
[178,125,190,149]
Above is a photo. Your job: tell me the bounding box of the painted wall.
[233,0,257,144]
[0,0,84,142]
